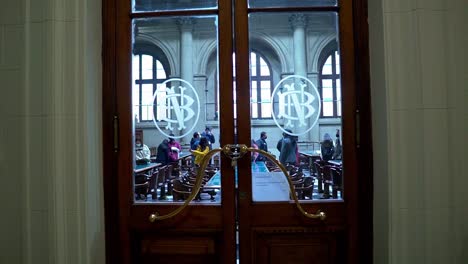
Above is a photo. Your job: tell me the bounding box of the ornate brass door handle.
[149,144,326,222]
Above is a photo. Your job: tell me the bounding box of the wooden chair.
[330,167,343,199]
[314,161,324,193]
[322,165,332,199]
[134,173,149,200]
[295,176,314,199]
[172,179,192,201]
[164,164,176,195]
[156,166,167,200]
[298,155,310,172]
[148,170,159,200]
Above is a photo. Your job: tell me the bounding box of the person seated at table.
[190,137,210,166]
[168,134,181,163]
[135,138,150,162]
[255,131,268,161]
[321,133,335,161]
[279,130,298,166]
[155,139,170,165]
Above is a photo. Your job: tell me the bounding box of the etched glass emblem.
[271,75,321,136]
[152,78,200,138]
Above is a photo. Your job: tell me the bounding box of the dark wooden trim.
[353,0,374,263]
[218,0,237,263]
[115,0,133,263]
[102,0,120,263]
[234,1,254,264]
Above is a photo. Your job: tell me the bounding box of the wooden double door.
[103,0,372,263]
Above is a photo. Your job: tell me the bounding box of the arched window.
[250,51,272,119]
[132,53,169,122]
[319,44,341,117]
[229,51,273,119]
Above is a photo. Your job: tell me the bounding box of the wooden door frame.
[102,0,373,263]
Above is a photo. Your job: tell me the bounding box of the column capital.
[289,14,307,29]
[177,18,196,31]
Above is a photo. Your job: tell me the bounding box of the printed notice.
[252,172,290,202]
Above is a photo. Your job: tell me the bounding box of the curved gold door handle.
[149,148,222,222]
[149,144,326,222]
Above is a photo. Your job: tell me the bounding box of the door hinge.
[113,115,119,152]
[355,110,360,148]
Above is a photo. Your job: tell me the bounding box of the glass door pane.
[249,12,343,201]
[133,0,217,12]
[132,16,222,204]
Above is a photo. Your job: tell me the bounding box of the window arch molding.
[133,42,172,77]
[250,33,287,74]
[317,40,338,71]
[134,33,177,76]
[309,34,337,72]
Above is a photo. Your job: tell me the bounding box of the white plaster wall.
[0,1,25,263]
[371,0,468,263]
[0,0,104,263]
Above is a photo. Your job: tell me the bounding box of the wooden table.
[134,162,162,174]
[299,150,322,158]
[327,160,342,167]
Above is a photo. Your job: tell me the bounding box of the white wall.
[370,0,468,263]
[0,0,104,263]
[0,0,25,263]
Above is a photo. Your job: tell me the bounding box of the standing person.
[276,131,287,152]
[279,131,297,166]
[321,133,335,161]
[190,137,210,166]
[333,129,342,160]
[294,135,300,166]
[190,132,201,150]
[168,134,181,163]
[255,131,268,161]
[190,132,200,164]
[135,138,151,161]
[155,139,170,165]
[201,127,215,150]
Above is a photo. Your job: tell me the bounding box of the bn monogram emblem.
[271,75,321,136]
[152,78,200,139]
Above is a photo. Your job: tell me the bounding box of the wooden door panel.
[253,229,345,264]
[138,232,221,264]
[129,206,223,229]
[247,203,346,226]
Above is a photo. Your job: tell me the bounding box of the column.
[307,72,320,144]
[177,18,197,137]
[289,14,307,77]
[288,14,309,136]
